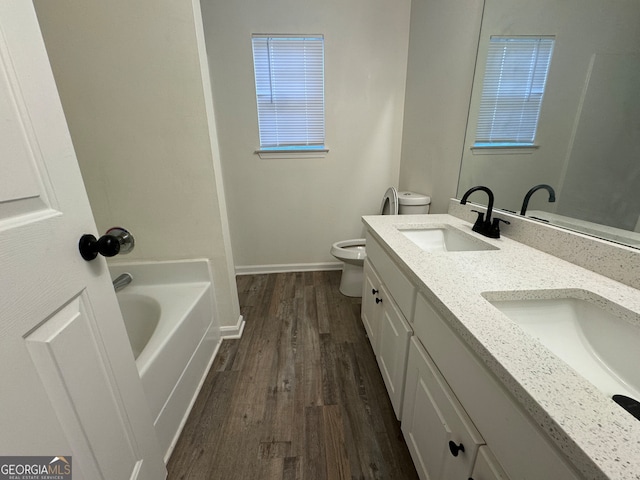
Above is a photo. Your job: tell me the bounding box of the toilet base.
[338,262,364,297]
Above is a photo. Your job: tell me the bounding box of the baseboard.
[235,262,342,276]
[219,315,245,339]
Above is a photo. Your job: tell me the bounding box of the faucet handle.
[487,217,510,239]
[470,210,485,234]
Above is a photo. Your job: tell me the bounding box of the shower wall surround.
[33,0,242,331]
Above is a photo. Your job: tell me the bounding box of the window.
[475,36,555,148]
[251,35,325,152]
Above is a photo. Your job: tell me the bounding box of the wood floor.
[167,271,419,480]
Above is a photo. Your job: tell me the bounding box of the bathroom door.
[0,2,166,479]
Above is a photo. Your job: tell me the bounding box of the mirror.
[457,0,640,248]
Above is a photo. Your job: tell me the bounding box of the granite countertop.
[362,213,640,480]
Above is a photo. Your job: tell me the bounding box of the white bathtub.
[110,260,221,462]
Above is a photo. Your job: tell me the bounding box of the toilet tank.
[398,191,431,214]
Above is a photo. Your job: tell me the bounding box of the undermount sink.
[485,292,640,401]
[400,226,499,252]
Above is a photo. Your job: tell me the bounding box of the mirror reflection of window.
[475,36,555,148]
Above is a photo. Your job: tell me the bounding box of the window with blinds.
[474,36,555,147]
[251,35,325,151]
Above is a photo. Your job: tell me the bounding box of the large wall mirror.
[457,0,640,247]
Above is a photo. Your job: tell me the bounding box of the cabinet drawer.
[366,233,416,320]
[414,293,582,480]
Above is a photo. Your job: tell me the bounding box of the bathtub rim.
[116,283,211,378]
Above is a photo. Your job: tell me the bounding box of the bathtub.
[110,260,221,462]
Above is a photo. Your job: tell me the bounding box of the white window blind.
[252,35,325,150]
[475,36,555,147]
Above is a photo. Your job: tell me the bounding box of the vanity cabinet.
[402,336,484,479]
[362,231,581,480]
[410,292,582,480]
[362,258,383,353]
[365,232,416,320]
[376,282,413,419]
[362,234,416,419]
[469,446,510,480]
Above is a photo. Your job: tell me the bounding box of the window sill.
[255,149,329,159]
[471,145,539,155]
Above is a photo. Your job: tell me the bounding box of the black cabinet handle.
[371,288,379,295]
[448,440,465,457]
[375,298,383,304]
[79,234,120,261]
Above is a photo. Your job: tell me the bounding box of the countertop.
[362,213,640,480]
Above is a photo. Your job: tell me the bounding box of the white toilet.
[331,187,431,297]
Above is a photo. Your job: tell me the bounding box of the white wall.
[34,0,241,328]
[398,0,484,214]
[200,0,411,270]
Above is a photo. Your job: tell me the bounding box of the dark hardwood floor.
[167,271,419,479]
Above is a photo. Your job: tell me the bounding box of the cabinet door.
[377,284,413,419]
[469,446,510,480]
[402,337,484,480]
[413,293,582,480]
[362,258,383,353]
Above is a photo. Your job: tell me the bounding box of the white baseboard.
[235,262,342,276]
[219,315,245,339]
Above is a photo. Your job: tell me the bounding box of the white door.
[0,2,166,479]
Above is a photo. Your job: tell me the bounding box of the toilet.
[331,187,430,297]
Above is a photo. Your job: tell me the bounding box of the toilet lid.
[380,187,399,215]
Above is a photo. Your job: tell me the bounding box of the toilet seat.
[330,238,366,265]
[380,186,399,215]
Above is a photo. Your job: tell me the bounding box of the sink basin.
[485,292,640,400]
[400,226,499,252]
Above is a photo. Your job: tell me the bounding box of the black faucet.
[460,186,509,238]
[520,184,556,216]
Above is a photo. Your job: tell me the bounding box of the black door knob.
[375,297,383,304]
[79,234,121,261]
[371,288,379,295]
[448,440,465,457]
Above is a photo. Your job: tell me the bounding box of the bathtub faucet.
[113,273,133,292]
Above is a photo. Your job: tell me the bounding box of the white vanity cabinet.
[410,292,582,480]
[470,446,510,480]
[362,231,581,479]
[402,336,484,480]
[359,213,640,479]
[361,258,383,353]
[376,282,413,419]
[402,334,511,480]
[362,234,416,419]
[365,233,416,320]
